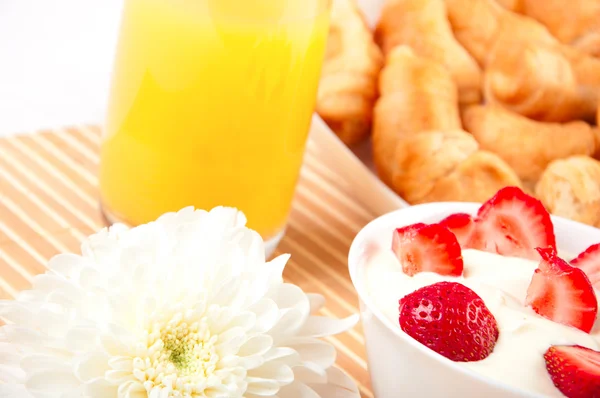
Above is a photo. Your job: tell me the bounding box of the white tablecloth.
[0,0,123,136]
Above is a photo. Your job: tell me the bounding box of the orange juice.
[100,0,330,240]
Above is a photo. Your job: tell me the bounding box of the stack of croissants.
[316,0,600,227]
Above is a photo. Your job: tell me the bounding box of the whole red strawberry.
[544,345,600,398]
[399,281,499,362]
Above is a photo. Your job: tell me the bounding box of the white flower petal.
[297,315,359,338]
[268,309,305,345]
[35,307,72,338]
[229,311,256,333]
[107,356,133,372]
[267,284,309,317]
[45,291,79,309]
[265,254,289,285]
[0,364,26,384]
[0,342,23,364]
[237,355,264,370]
[306,294,326,315]
[238,335,273,357]
[149,386,172,398]
[210,278,243,309]
[248,361,294,386]
[216,327,246,356]
[207,206,247,230]
[0,341,26,383]
[100,333,131,357]
[25,370,81,397]
[235,229,266,266]
[64,327,100,353]
[0,301,35,326]
[21,355,70,375]
[286,338,336,369]
[1,325,55,348]
[246,299,279,334]
[117,380,146,398]
[306,367,360,398]
[77,265,104,290]
[293,365,328,385]
[74,351,109,382]
[0,384,35,398]
[32,274,81,299]
[245,376,281,396]
[84,377,118,397]
[277,380,320,398]
[47,253,87,279]
[262,347,299,364]
[206,306,236,335]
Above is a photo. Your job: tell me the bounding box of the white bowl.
[348,202,600,398]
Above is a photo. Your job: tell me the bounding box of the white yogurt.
[365,248,600,397]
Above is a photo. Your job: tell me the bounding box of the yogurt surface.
[365,247,600,397]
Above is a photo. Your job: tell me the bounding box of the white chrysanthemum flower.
[0,207,360,398]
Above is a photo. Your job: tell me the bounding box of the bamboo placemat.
[0,125,378,397]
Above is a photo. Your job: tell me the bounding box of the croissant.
[484,34,597,122]
[493,0,521,11]
[372,46,461,185]
[443,0,552,66]
[463,105,597,191]
[445,0,600,121]
[536,156,600,227]
[374,0,482,104]
[392,130,522,203]
[373,46,521,202]
[316,0,383,145]
[495,0,600,57]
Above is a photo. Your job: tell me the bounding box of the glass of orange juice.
[99,0,331,254]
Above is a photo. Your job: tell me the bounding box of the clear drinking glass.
[99,0,331,255]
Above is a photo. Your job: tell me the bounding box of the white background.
[0,0,124,136]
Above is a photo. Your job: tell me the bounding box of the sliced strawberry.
[392,223,463,277]
[544,345,600,398]
[472,186,556,260]
[571,243,600,290]
[526,247,598,333]
[438,213,475,247]
[399,281,499,362]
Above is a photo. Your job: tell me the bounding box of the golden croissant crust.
[316,0,384,145]
[536,156,600,227]
[445,0,600,121]
[372,46,521,203]
[372,46,461,185]
[375,0,482,105]
[391,130,522,203]
[484,36,597,122]
[463,105,597,190]
[495,0,600,57]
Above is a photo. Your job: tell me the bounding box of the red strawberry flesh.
[472,186,556,260]
[526,247,598,333]
[571,243,600,290]
[438,213,475,247]
[392,223,463,277]
[399,281,499,362]
[544,345,600,398]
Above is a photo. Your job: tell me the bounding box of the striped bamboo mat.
[0,125,378,397]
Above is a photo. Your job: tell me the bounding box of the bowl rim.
[348,201,600,398]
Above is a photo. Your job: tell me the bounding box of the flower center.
[134,310,221,395]
[160,319,213,376]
